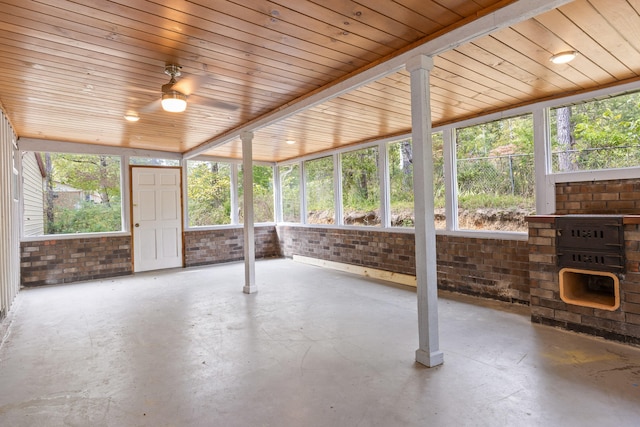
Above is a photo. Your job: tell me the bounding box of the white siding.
[22,152,44,236]
[0,110,20,319]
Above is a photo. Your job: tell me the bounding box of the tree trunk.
[557,106,577,172]
[357,152,369,199]
[44,153,55,233]
[98,155,111,207]
[401,140,413,188]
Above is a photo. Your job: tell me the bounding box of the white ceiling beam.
[183,0,574,160]
[18,138,183,159]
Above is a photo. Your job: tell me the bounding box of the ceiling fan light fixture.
[550,50,577,64]
[161,91,187,112]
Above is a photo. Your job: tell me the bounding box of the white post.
[241,131,256,294]
[407,54,444,367]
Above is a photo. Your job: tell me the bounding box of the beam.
[183,0,573,159]
[18,138,182,160]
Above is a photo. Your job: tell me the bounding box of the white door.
[132,167,183,272]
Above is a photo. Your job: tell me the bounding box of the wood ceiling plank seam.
[194,0,406,55]
[462,40,584,101]
[590,0,640,56]
[429,87,495,115]
[261,0,418,49]
[563,0,640,74]
[0,61,283,127]
[268,0,427,43]
[274,110,409,135]
[3,0,364,81]
[254,117,403,140]
[0,7,327,94]
[440,48,542,99]
[410,0,491,17]
[338,91,411,114]
[185,0,576,159]
[431,55,526,104]
[0,49,284,116]
[486,27,592,90]
[325,0,444,40]
[506,20,607,88]
[532,8,631,82]
[112,0,377,67]
[296,98,411,122]
[0,28,316,100]
[387,0,464,24]
[20,0,350,81]
[326,95,412,120]
[302,107,411,130]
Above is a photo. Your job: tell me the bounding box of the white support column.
[379,141,391,228]
[241,131,256,294]
[533,108,555,214]
[407,54,444,368]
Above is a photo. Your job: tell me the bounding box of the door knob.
[135,223,140,227]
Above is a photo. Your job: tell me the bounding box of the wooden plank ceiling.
[1,0,640,162]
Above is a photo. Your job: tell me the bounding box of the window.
[304,156,334,224]
[28,152,122,235]
[279,163,301,223]
[129,157,180,166]
[456,115,535,232]
[186,160,231,226]
[551,92,640,172]
[238,165,275,223]
[388,133,445,229]
[341,146,380,226]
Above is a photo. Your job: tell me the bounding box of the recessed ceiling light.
[286,140,296,145]
[124,114,140,122]
[550,51,577,64]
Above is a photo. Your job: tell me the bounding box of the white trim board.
[292,255,417,288]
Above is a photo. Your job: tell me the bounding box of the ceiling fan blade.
[172,73,210,96]
[139,99,162,113]
[190,94,239,111]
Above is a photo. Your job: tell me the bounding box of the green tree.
[187,161,231,226]
[43,153,122,234]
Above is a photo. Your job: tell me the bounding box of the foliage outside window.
[187,160,231,226]
[550,92,640,172]
[238,165,275,223]
[34,152,122,235]
[305,156,334,224]
[456,114,535,232]
[389,133,445,229]
[279,164,300,222]
[129,157,180,166]
[341,146,380,226]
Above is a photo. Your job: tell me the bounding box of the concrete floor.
[0,259,639,427]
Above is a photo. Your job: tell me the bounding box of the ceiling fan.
[134,64,238,115]
[161,64,188,112]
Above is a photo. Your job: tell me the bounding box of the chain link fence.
[457,153,535,198]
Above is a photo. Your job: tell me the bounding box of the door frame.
[129,165,185,273]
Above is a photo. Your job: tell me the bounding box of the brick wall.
[21,236,131,287]
[437,235,530,304]
[556,178,640,214]
[277,226,530,303]
[184,225,281,267]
